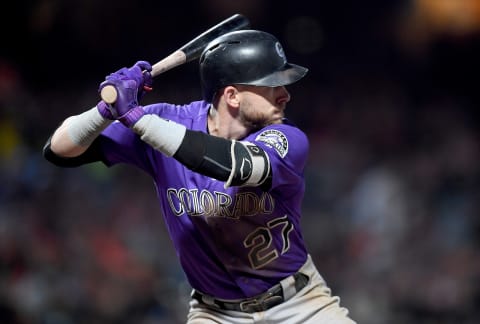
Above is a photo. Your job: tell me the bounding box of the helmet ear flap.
[199,30,308,103]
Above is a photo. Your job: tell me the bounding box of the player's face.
[236,85,291,130]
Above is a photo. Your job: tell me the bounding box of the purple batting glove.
[112,60,153,99]
[137,61,153,99]
[100,60,153,103]
[97,78,145,127]
[97,61,153,127]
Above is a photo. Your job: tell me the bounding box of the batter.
[43,29,356,324]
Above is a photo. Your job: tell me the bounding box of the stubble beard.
[239,105,284,132]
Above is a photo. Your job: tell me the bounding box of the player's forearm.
[132,114,186,156]
[50,120,86,157]
[50,107,112,157]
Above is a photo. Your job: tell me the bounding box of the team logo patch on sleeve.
[255,129,288,158]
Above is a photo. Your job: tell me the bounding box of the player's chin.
[265,117,284,126]
[272,111,285,122]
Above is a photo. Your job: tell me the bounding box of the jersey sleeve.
[249,123,309,193]
[98,121,155,175]
[96,101,208,174]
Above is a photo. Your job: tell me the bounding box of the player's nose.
[276,86,291,105]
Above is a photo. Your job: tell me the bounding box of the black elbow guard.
[173,130,271,188]
[226,140,271,188]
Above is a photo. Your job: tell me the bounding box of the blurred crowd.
[1,1,480,323]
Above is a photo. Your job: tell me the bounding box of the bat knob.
[100,85,118,104]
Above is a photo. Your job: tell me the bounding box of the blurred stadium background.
[1,1,479,323]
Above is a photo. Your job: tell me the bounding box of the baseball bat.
[100,13,250,104]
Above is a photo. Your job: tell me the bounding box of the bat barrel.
[180,14,250,62]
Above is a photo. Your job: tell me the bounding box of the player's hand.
[97,61,153,127]
[103,60,153,99]
[133,60,153,99]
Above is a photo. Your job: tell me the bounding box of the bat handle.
[151,50,187,77]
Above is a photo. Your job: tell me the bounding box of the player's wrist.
[118,105,146,128]
[97,100,146,128]
[97,100,115,120]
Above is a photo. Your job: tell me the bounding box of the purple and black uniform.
[43,29,358,322]
[98,100,309,300]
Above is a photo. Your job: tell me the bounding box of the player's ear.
[223,86,240,108]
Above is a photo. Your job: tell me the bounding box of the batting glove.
[97,61,153,127]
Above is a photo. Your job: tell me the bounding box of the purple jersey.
[98,100,309,299]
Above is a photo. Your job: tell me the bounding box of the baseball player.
[43,30,356,323]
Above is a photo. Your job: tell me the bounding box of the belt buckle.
[239,298,263,312]
[239,291,283,313]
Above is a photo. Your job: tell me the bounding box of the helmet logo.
[275,42,287,64]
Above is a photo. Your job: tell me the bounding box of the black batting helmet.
[199,30,308,102]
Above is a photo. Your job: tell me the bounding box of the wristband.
[118,106,146,128]
[132,114,187,156]
[67,107,112,146]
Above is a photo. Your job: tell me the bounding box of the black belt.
[192,272,309,313]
